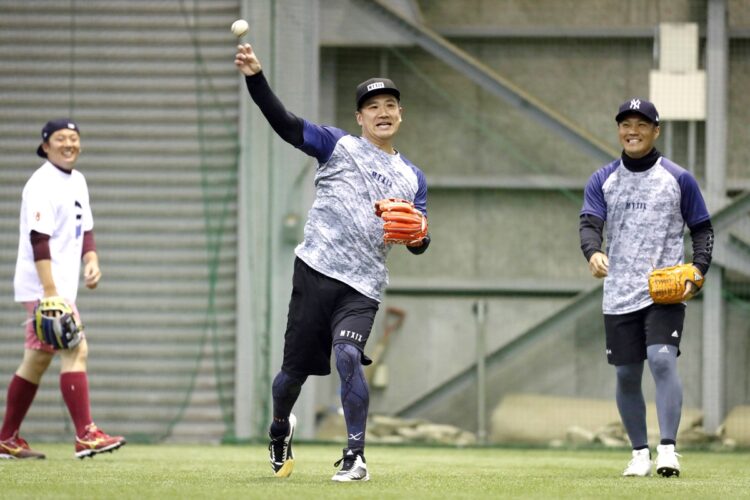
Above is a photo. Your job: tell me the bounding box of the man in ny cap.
[615,97,660,125]
[579,99,713,477]
[234,44,429,481]
[1,119,126,460]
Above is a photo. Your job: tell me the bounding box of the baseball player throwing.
[235,43,430,481]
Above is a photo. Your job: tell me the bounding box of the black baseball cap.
[37,118,80,158]
[355,77,400,109]
[615,98,659,124]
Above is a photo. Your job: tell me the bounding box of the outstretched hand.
[234,43,262,76]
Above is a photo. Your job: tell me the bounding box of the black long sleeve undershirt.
[579,214,604,262]
[244,72,304,147]
[246,71,431,256]
[689,220,713,275]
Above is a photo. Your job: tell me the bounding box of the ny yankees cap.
[37,118,80,158]
[615,98,659,124]
[355,77,400,109]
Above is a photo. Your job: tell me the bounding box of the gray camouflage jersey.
[581,156,710,314]
[295,120,428,301]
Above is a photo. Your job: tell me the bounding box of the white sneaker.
[623,448,652,477]
[656,444,681,477]
[332,448,370,482]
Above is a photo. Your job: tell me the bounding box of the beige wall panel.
[334,41,659,180]
[724,302,750,411]
[728,41,750,182]
[729,0,750,27]
[471,39,651,174]
[387,191,479,279]
[370,295,571,415]
[476,191,588,280]
[371,294,706,431]
[387,190,590,282]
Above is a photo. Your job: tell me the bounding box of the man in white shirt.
[0,119,126,459]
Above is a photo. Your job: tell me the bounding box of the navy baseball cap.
[355,77,400,109]
[615,98,659,124]
[37,118,80,158]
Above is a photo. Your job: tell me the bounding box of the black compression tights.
[270,370,307,437]
[335,343,369,452]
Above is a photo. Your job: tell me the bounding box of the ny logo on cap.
[367,82,385,92]
[629,99,641,110]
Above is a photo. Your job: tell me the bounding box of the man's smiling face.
[617,114,659,159]
[43,129,81,169]
[356,94,402,149]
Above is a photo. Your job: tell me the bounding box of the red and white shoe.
[75,423,126,459]
[0,432,45,459]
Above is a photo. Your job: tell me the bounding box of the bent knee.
[334,343,360,362]
[334,343,362,374]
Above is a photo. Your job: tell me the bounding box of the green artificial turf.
[1,444,749,499]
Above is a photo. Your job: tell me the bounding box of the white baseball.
[231,19,249,37]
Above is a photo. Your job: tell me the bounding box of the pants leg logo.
[339,330,363,342]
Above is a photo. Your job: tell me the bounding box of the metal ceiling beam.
[709,192,750,277]
[432,26,750,40]
[435,26,657,39]
[352,0,618,163]
[424,175,750,192]
[387,277,589,297]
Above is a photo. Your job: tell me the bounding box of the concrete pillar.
[702,0,728,435]
[235,0,321,440]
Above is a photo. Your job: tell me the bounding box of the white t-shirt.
[14,161,94,302]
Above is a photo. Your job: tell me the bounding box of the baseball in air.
[231,19,249,37]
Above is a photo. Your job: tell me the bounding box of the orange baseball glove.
[374,198,428,247]
[648,263,704,304]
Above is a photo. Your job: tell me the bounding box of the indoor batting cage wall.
[0,0,748,447]
[0,0,240,443]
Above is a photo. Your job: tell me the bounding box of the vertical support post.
[663,120,674,160]
[687,120,696,174]
[705,0,728,211]
[702,0,728,434]
[235,0,274,441]
[702,268,725,432]
[266,0,321,440]
[473,299,488,444]
[235,0,321,440]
